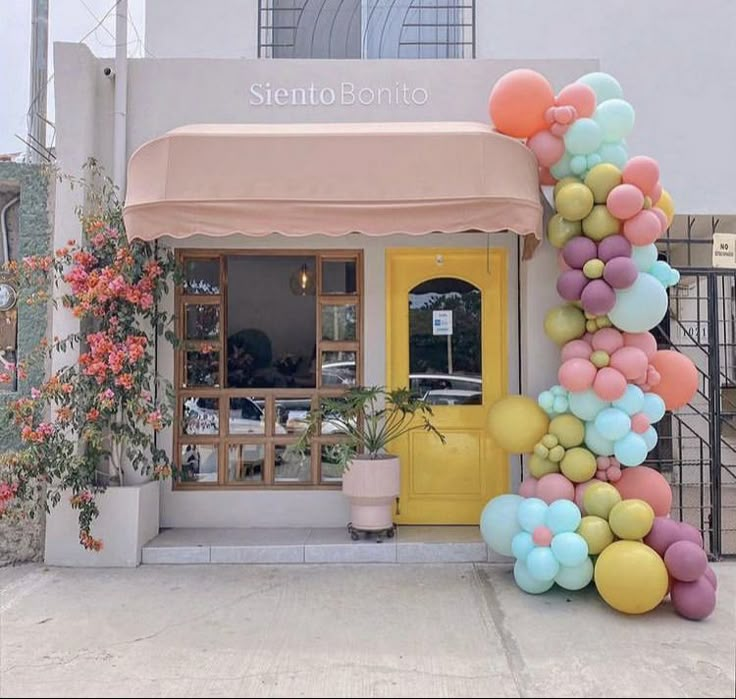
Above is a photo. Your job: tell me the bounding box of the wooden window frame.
[174,249,363,489]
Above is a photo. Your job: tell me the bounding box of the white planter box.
[44,481,160,567]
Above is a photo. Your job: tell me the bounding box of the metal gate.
[651,219,736,558]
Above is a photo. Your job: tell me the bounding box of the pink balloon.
[559,358,597,392]
[528,129,566,168]
[593,366,628,401]
[623,332,658,359]
[557,270,588,301]
[581,279,616,315]
[556,82,596,118]
[519,476,538,498]
[603,256,638,289]
[608,466,622,482]
[607,184,645,220]
[644,517,682,556]
[574,479,597,512]
[665,540,708,582]
[671,577,716,620]
[623,156,660,197]
[592,328,625,354]
[536,473,575,504]
[533,525,554,547]
[550,123,567,137]
[703,565,718,590]
[561,339,593,362]
[610,346,649,380]
[651,207,668,232]
[650,181,663,205]
[623,209,662,246]
[678,522,704,548]
[631,412,651,434]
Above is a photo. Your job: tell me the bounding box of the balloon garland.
[482,70,716,620]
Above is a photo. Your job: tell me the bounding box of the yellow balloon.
[547,214,582,249]
[560,447,597,483]
[582,205,621,241]
[584,163,622,203]
[544,304,587,345]
[554,176,580,199]
[583,481,622,519]
[608,499,655,540]
[488,396,549,453]
[555,183,595,222]
[654,189,675,227]
[577,515,614,555]
[529,453,560,478]
[594,541,668,614]
[549,414,584,448]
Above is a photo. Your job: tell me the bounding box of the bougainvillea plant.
[0,162,178,550]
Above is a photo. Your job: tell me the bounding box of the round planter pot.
[342,455,400,531]
[120,459,153,486]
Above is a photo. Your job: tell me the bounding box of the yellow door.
[386,248,508,524]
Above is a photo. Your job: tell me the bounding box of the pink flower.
[31,387,41,399]
[103,388,115,400]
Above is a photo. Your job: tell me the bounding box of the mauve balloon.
[703,565,718,590]
[664,540,708,582]
[671,577,717,621]
[598,234,632,262]
[581,279,616,315]
[678,522,704,548]
[557,270,587,301]
[604,256,639,289]
[644,516,681,556]
[563,236,597,269]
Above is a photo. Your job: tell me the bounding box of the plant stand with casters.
[347,522,396,543]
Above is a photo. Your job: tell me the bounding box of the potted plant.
[294,386,444,539]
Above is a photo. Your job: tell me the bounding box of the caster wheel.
[386,527,395,538]
[350,531,360,541]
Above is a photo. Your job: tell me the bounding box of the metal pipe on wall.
[113,0,129,192]
[27,0,49,163]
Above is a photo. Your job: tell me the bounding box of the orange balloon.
[650,350,698,410]
[614,466,672,517]
[489,69,555,139]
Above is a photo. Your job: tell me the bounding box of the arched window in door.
[408,277,482,405]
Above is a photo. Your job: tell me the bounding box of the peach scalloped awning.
[123,122,542,241]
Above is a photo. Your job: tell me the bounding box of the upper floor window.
[258,0,475,59]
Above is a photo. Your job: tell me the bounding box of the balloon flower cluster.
[482,70,716,620]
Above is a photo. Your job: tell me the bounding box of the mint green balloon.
[578,72,624,104]
[554,557,594,590]
[631,243,658,272]
[514,559,554,594]
[597,142,629,169]
[584,421,615,456]
[550,152,573,179]
[608,272,668,332]
[594,99,635,142]
[564,118,603,155]
[569,389,608,421]
[480,494,523,556]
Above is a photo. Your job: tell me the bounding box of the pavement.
[0,562,734,698]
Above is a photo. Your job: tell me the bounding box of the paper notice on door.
[433,310,453,335]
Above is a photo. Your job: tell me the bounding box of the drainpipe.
[27,0,49,163]
[1,197,20,265]
[113,0,128,192]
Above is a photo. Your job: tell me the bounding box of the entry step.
[142,526,506,564]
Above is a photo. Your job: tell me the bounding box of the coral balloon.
[557,82,596,118]
[613,466,673,517]
[594,541,668,614]
[664,540,708,582]
[623,209,663,246]
[593,367,627,401]
[607,184,644,220]
[623,331,657,358]
[623,156,660,197]
[649,350,698,410]
[489,69,555,139]
[488,396,549,453]
[671,578,717,621]
[536,473,575,504]
[609,346,648,380]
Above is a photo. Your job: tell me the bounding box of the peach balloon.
[556,82,596,118]
[593,366,628,401]
[631,412,651,434]
[562,339,594,362]
[650,182,663,205]
[592,327,624,354]
[559,358,597,392]
[623,332,658,359]
[607,184,644,220]
[528,130,565,168]
[536,473,575,504]
[489,69,556,139]
[623,209,663,246]
[614,466,673,517]
[623,156,660,197]
[650,350,698,410]
[610,346,649,380]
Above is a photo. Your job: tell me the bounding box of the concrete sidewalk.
[0,562,734,698]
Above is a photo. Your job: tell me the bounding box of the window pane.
[275,444,311,482]
[321,443,348,483]
[409,277,482,405]
[0,307,18,392]
[229,396,266,435]
[228,444,264,482]
[227,256,316,388]
[182,397,219,435]
[185,304,219,340]
[184,259,220,294]
[274,396,314,436]
[180,444,218,483]
[321,351,356,386]
[184,350,219,387]
[321,304,357,341]
[322,260,357,294]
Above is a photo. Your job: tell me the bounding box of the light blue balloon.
[538,386,569,417]
[518,497,548,533]
[614,432,649,466]
[595,407,632,441]
[643,426,658,451]
[585,421,615,456]
[578,72,624,104]
[608,273,669,333]
[480,494,523,556]
[613,384,645,416]
[554,557,594,590]
[526,546,560,582]
[538,390,555,412]
[551,532,589,567]
[546,500,582,534]
[511,531,535,562]
[593,98,635,142]
[514,559,554,594]
[569,389,609,421]
[550,152,573,180]
[650,260,680,288]
[552,396,569,414]
[642,393,666,423]
[586,153,602,169]
[597,142,629,169]
[570,154,588,174]
[564,118,603,156]
[631,244,658,272]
